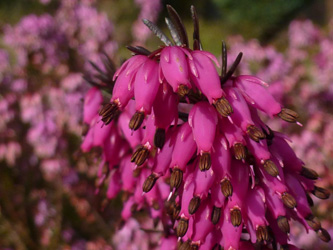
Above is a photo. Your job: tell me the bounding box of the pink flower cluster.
[82,6,331,250]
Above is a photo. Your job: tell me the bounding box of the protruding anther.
[278,108,299,123]
[300,166,319,180]
[176,218,189,237]
[170,168,183,190]
[230,208,242,227]
[263,159,279,177]
[211,206,221,225]
[277,216,290,234]
[154,128,166,149]
[214,97,233,117]
[188,196,201,214]
[129,111,145,130]
[142,173,158,193]
[220,179,233,198]
[312,186,330,200]
[256,225,269,242]
[281,192,297,209]
[199,152,211,171]
[318,228,331,242]
[305,214,321,231]
[177,84,190,97]
[247,125,266,142]
[99,102,120,125]
[233,143,247,160]
[131,145,149,166]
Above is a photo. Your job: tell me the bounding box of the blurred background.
[0,0,332,249]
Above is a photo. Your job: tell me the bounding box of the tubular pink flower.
[221,206,243,250]
[189,101,218,154]
[211,133,232,181]
[189,50,223,104]
[159,46,192,92]
[134,58,160,115]
[83,87,103,124]
[160,236,177,250]
[112,55,147,108]
[234,75,282,117]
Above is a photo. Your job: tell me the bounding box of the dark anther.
[277,216,290,234]
[188,196,201,215]
[305,214,321,231]
[312,186,330,200]
[177,84,190,97]
[172,204,181,220]
[318,228,331,242]
[246,125,266,142]
[142,173,158,193]
[129,111,145,131]
[306,193,314,206]
[179,240,191,250]
[278,108,299,123]
[220,179,233,198]
[214,97,233,117]
[170,168,183,190]
[199,152,211,171]
[82,123,89,136]
[281,192,297,209]
[230,208,242,227]
[131,145,149,166]
[256,225,269,242]
[176,218,189,237]
[263,160,279,177]
[154,128,166,149]
[99,102,120,125]
[233,143,247,160]
[211,206,221,225]
[300,166,319,180]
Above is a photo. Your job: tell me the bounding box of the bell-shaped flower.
[159,46,192,94]
[188,50,223,104]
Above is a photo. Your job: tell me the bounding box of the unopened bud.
[230,208,242,227]
[278,108,299,123]
[246,125,266,142]
[312,186,330,200]
[256,225,269,242]
[170,168,183,190]
[277,216,290,234]
[220,179,233,198]
[214,97,233,117]
[263,160,279,177]
[129,111,145,130]
[177,218,189,237]
[142,174,158,193]
[281,192,297,209]
[211,206,221,225]
[300,166,319,180]
[199,152,211,171]
[131,146,149,166]
[188,196,201,214]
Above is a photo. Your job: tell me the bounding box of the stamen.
[318,228,331,242]
[277,216,290,234]
[176,218,189,237]
[199,152,211,171]
[233,143,247,160]
[246,125,266,142]
[214,97,233,117]
[211,206,221,225]
[99,102,120,125]
[131,145,149,166]
[281,192,297,209]
[142,173,158,193]
[230,208,242,227]
[300,166,319,180]
[256,225,269,242]
[177,84,190,97]
[305,214,321,231]
[154,128,166,149]
[263,160,279,177]
[179,240,191,250]
[278,108,300,123]
[170,168,183,190]
[188,196,201,214]
[306,193,314,206]
[312,186,330,200]
[172,204,181,220]
[220,178,233,198]
[129,111,145,130]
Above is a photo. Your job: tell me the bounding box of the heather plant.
[82,5,331,250]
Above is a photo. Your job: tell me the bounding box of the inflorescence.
[81,5,331,250]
